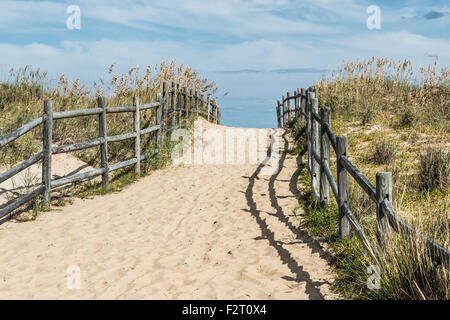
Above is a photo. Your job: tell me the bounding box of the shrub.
[359,229,450,300]
[418,147,450,191]
[361,105,375,125]
[371,139,396,165]
[399,107,416,127]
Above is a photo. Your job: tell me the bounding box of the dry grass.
[316,56,449,132]
[300,56,450,299]
[418,147,450,192]
[0,60,217,166]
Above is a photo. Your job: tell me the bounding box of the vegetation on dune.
[291,122,449,300]
[291,56,449,299]
[0,60,217,220]
[316,56,449,131]
[0,60,217,167]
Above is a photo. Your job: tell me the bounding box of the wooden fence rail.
[0,81,220,220]
[276,87,450,268]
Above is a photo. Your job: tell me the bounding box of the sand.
[0,120,336,299]
[0,152,98,206]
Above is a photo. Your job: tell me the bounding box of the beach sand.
[0,120,336,299]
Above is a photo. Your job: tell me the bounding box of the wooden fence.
[276,87,450,268]
[0,81,220,220]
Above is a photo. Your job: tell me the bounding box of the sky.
[0,0,449,128]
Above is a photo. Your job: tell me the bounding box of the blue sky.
[0,0,449,128]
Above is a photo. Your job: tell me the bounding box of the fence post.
[188,88,193,119]
[281,95,285,127]
[183,87,188,121]
[207,95,211,122]
[286,92,291,125]
[295,89,299,119]
[42,100,53,206]
[337,136,350,239]
[176,83,181,125]
[311,96,319,194]
[195,90,199,117]
[156,93,162,151]
[306,90,314,177]
[171,81,176,129]
[162,81,168,142]
[98,96,109,191]
[276,101,281,128]
[320,106,331,207]
[301,88,306,125]
[376,172,392,246]
[214,103,218,124]
[133,96,141,175]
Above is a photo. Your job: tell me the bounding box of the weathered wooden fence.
[276,87,450,267]
[0,81,220,220]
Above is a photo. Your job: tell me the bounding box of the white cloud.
[0,0,343,36]
[1,29,447,88]
[0,1,449,128]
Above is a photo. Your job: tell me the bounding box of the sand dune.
[0,120,336,299]
[0,152,98,206]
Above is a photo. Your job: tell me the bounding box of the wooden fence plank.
[0,151,44,184]
[337,136,350,239]
[133,96,141,175]
[177,83,181,125]
[286,91,291,124]
[0,116,45,148]
[53,138,104,154]
[98,96,109,191]
[53,108,102,120]
[189,88,193,118]
[300,88,306,125]
[376,172,392,246]
[320,106,331,207]
[162,81,168,141]
[109,157,138,172]
[51,168,105,189]
[0,186,45,220]
[140,124,161,136]
[183,87,188,122]
[340,155,377,202]
[276,101,281,128]
[343,203,378,259]
[322,122,337,152]
[207,95,211,122]
[156,93,162,150]
[306,91,313,175]
[311,97,319,194]
[42,100,53,206]
[140,102,160,110]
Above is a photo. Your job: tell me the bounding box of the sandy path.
[0,120,336,299]
[0,153,98,206]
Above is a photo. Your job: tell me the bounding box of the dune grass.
[0,61,217,220]
[290,57,449,299]
[0,60,217,167]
